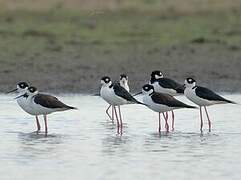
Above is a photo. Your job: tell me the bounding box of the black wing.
[151,93,195,108]
[195,86,233,103]
[34,94,76,109]
[158,78,184,93]
[113,84,141,104]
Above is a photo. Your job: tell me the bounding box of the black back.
[151,78,184,93]
[195,86,233,103]
[151,92,195,108]
[34,94,75,109]
[113,83,141,104]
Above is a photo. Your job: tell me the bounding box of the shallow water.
[0,94,241,180]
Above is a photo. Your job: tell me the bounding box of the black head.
[186,77,196,84]
[185,77,196,88]
[28,86,38,93]
[17,82,29,89]
[142,84,154,95]
[120,74,128,80]
[151,70,163,80]
[101,76,111,84]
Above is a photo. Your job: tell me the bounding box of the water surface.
[0,94,241,180]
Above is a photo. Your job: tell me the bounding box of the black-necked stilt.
[100,76,141,133]
[105,74,130,122]
[119,74,130,92]
[184,77,235,132]
[149,70,185,131]
[137,84,196,133]
[7,82,41,132]
[16,86,77,134]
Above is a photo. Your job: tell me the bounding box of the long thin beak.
[14,93,27,99]
[133,92,142,96]
[6,88,18,94]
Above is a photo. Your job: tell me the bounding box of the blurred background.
[0,0,240,93]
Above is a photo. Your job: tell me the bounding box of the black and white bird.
[138,84,196,132]
[100,76,142,132]
[16,86,77,134]
[7,82,41,132]
[149,70,185,131]
[105,74,130,122]
[184,77,235,132]
[119,74,130,92]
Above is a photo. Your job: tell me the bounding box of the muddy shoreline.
[1,43,241,94]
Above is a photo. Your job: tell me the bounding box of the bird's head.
[184,77,196,88]
[6,81,29,94]
[27,86,38,96]
[119,74,128,84]
[151,70,164,81]
[142,84,154,95]
[101,76,112,87]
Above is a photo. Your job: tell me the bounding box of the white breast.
[120,82,130,92]
[17,97,36,115]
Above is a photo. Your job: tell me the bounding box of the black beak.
[133,92,142,96]
[6,88,18,94]
[14,93,27,99]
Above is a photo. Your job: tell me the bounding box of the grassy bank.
[0,1,241,93]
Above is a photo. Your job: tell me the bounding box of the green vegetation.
[0,7,240,59]
[0,0,240,92]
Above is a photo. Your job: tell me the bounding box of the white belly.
[143,95,174,113]
[151,82,177,96]
[184,88,214,106]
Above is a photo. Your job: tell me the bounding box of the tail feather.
[130,99,145,105]
[68,106,78,110]
[185,105,197,109]
[224,99,236,104]
[136,100,145,105]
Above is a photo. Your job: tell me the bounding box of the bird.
[100,76,142,133]
[138,84,196,133]
[7,82,41,132]
[149,70,185,131]
[105,74,130,122]
[184,77,235,132]
[119,74,130,92]
[16,86,77,134]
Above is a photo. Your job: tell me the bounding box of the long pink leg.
[204,106,211,132]
[158,113,162,132]
[118,106,123,134]
[105,105,113,121]
[112,106,114,121]
[199,107,203,133]
[171,111,175,131]
[163,113,169,132]
[35,116,41,132]
[118,106,123,128]
[113,106,120,134]
[165,112,169,129]
[44,115,48,135]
